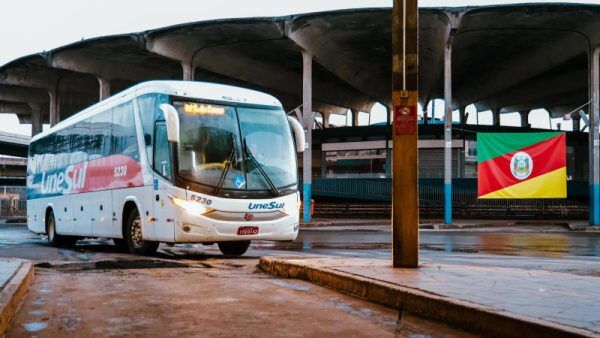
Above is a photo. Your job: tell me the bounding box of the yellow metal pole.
[392,0,419,268]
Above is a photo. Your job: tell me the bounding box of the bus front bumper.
[174,211,299,243]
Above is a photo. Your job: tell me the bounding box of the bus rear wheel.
[125,208,159,255]
[218,241,250,256]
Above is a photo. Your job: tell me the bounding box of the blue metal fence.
[312,178,589,207]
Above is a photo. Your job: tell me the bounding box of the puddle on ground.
[28,310,48,316]
[269,279,310,291]
[22,322,48,332]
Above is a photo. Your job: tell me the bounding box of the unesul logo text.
[248,201,285,210]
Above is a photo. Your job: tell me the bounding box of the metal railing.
[312,178,588,207]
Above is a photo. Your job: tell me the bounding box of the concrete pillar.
[520,111,530,128]
[351,109,359,127]
[572,113,581,132]
[48,89,59,126]
[443,40,453,225]
[182,62,195,81]
[589,46,600,226]
[386,106,391,125]
[492,108,501,126]
[322,112,330,128]
[30,104,42,136]
[459,107,467,125]
[98,77,111,101]
[302,51,313,223]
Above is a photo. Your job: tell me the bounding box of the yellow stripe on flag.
[479,167,566,199]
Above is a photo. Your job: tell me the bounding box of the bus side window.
[153,121,172,180]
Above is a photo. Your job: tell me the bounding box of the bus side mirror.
[160,104,179,143]
[287,116,306,153]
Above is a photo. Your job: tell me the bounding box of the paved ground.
[0,223,478,337]
[1,221,599,336]
[6,258,478,337]
[263,256,600,335]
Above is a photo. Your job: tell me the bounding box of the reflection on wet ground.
[259,229,600,258]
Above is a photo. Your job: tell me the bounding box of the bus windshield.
[174,101,297,192]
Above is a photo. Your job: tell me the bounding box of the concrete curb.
[0,260,34,335]
[259,257,598,338]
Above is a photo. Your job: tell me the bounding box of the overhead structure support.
[322,112,330,128]
[30,104,42,136]
[572,113,581,132]
[590,46,600,226]
[351,109,359,127]
[386,106,391,125]
[492,108,501,126]
[182,62,195,81]
[443,40,453,225]
[392,0,419,268]
[48,90,59,126]
[459,107,467,125]
[98,77,111,101]
[520,111,530,128]
[302,51,313,223]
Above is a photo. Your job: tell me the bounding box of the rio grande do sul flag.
[477,132,566,199]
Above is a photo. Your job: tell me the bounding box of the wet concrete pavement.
[7,260,478,337]
[1,221,599,336]
[0,223,479,337]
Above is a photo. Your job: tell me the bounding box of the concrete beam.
[443,12,461,225]
[519,111,530,128]
[302,50,313,223]
[0,85,48,107]
[0,102,31,116]
[589,46,600,226]
[572,113,581,132]
[492,108,501,126]
[29,104,43,136]
[98,77,110,101]
[182,62,195,81]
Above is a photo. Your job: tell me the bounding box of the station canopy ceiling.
[1,3,599,123]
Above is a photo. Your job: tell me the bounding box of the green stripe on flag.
[477,132,563,163]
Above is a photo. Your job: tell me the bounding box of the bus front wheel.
[125,208,159,255]
[218,241,250,256]
[46,211,77,248]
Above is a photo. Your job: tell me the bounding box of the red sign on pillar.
[394,105,417,135]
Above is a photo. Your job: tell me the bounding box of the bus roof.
[32,80,283,142]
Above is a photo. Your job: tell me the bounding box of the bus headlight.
[171,197,210,215]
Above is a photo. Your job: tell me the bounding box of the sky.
[0,0,596,135]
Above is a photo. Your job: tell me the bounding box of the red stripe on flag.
[478,134,565,197]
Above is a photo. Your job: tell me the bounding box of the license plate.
[237,226,259,235]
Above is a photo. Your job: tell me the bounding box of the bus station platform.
[0,259,34,335]
[260,256,600,337]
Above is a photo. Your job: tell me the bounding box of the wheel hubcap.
[131,216,143,248]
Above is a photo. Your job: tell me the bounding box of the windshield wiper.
[215,138,237,195]
[243,139,279,197]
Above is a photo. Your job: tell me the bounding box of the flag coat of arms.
[477,132,566,199]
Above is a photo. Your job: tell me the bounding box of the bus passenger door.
[152,121,175,242]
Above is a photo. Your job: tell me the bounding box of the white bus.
[27,81,305,256]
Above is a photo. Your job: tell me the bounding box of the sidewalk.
[0,259,34,334]
[260,256,600,338]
